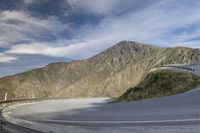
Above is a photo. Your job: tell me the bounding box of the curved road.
[2,87,200,132]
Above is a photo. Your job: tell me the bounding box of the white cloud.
[23,0,35,5]
[0,10,69,47]
[6,39,109,59]
[67,0,119,15]
[6,43,69,57]
[69,0,200,49]
[0,53,17,63]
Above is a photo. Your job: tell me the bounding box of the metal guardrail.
[162,64,200,76]
[0,98,66,133]
[162,65,195,72]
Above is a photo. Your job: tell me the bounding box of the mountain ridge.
[0,41,200,100]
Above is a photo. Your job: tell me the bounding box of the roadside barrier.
[161,65,194,72]
[161,64,200,75]
[0,98,64,133]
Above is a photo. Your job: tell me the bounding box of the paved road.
[2,87,200,132]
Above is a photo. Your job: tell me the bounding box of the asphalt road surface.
[2,87,200,133]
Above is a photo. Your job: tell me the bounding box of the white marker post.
[4,93,7,101]
[3,93,7,108]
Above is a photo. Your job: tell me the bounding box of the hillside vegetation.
[118,70,200,102]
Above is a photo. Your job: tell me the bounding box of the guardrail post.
[4,93,7,102]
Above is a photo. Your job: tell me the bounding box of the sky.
[0,0,200,77]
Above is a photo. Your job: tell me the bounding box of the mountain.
[0,41,200,100]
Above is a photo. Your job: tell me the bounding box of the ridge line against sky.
[0,0,200,76]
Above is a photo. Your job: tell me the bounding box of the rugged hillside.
[118,70,200,102]
[0,41,200,100]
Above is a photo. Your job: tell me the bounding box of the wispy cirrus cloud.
[6,39,110,59]
[67,0,200,48]
[67,0,121,15]
[0,53,17,62]
[0,10,69,47]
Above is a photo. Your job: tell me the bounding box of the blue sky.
[0,0,200,77]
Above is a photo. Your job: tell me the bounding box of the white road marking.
[42,118,200,124]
